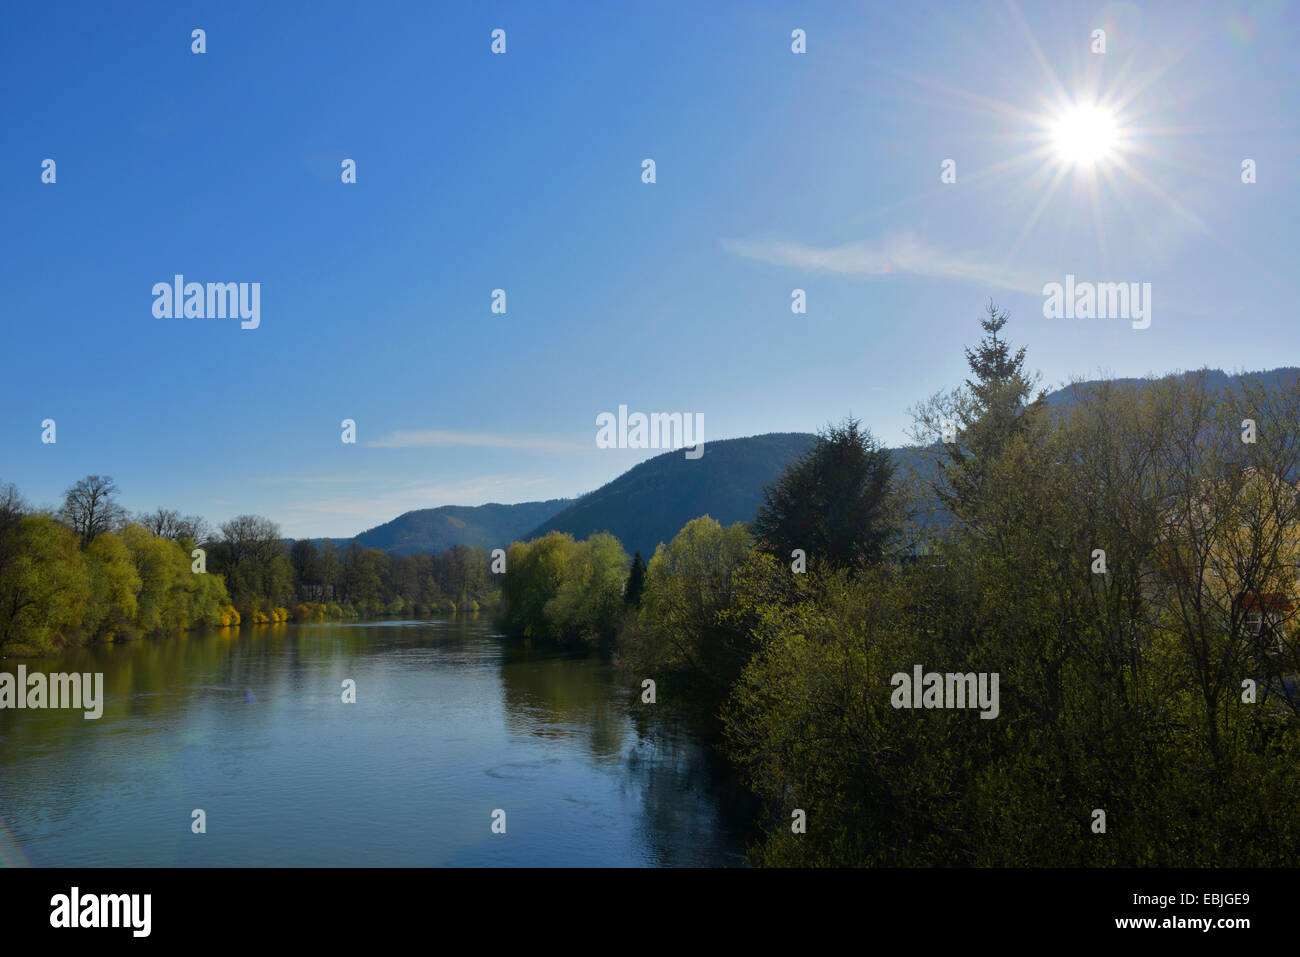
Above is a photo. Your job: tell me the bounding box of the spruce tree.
[624,551,647,607]
[753,418,896,571]
[943,301,1044,514]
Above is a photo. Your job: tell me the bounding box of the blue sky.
[2,1,1296,537]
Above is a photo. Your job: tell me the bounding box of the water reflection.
[0,618,746,866]
[497,641,628,760]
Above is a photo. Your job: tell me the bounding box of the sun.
[1051,104,1120,167]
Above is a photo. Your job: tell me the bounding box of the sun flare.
[1051,104,1120,167]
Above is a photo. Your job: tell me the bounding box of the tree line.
[496,302,1300,866]
[0,480,498,653]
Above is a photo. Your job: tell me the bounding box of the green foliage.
[544,532,629,649]
[339,543,389,616]
[82,532,140,639]
[624,516,755,705]
[210,514,293,609]
[119,523,187,634]
[722,323,1300,866]
[752,417,897,571]
[0,513,89,650]
[940,301,1046,516]
[498,532,578,643]
[184,562,232,629]
[0,484,493,650]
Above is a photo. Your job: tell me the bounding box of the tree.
[290,539,322,599]
[59,475,126,544]
[212,514,291,608]
[0,482,26,524]
[964,299,1030,422]
[318,540,340,602]
[729,365,1300,867]
[442,544,491,607]
[119,523,186,634]
[752,417,896,570]
[498,532,577,640]
[82,532,141,639]
[388,553,421,611]
[724,562,914,865]
[631,516,753,697]
[625,551,647,607]
[0,513,89,649]
[940,301,1045,517]
[352,547,390,614]
[138,507,210,544]
[184,562,232,628]
[0,483,30,604]
[545,532,629,648]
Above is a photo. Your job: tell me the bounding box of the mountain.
[328,367,1300,558]
[525,368,1300,557]
[525,433,818,558]
[1041,367,1300,408]
[344,499,574,555]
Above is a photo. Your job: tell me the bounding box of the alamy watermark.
[1042,274,1150,329]
[596,405,704,459]
[890,665,999,719]
[0,666,104,719]
[50,887,150,937]
[152,275,260,330]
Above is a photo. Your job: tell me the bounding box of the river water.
[0,617,748,866]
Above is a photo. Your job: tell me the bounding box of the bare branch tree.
[137,507,212,544]
[58,475,125,544]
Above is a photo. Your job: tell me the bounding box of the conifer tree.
[625,551,647,607]
[753,418,896,570]
[943,301,1044,515]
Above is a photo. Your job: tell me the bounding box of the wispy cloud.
[364,429,584,452]
[721,232,1043,294]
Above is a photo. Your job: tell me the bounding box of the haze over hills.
[316,368,1300,558]
[338,499,574,555]
[1041,367,1300,407]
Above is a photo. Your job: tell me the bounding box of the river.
[0,616,749,866]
